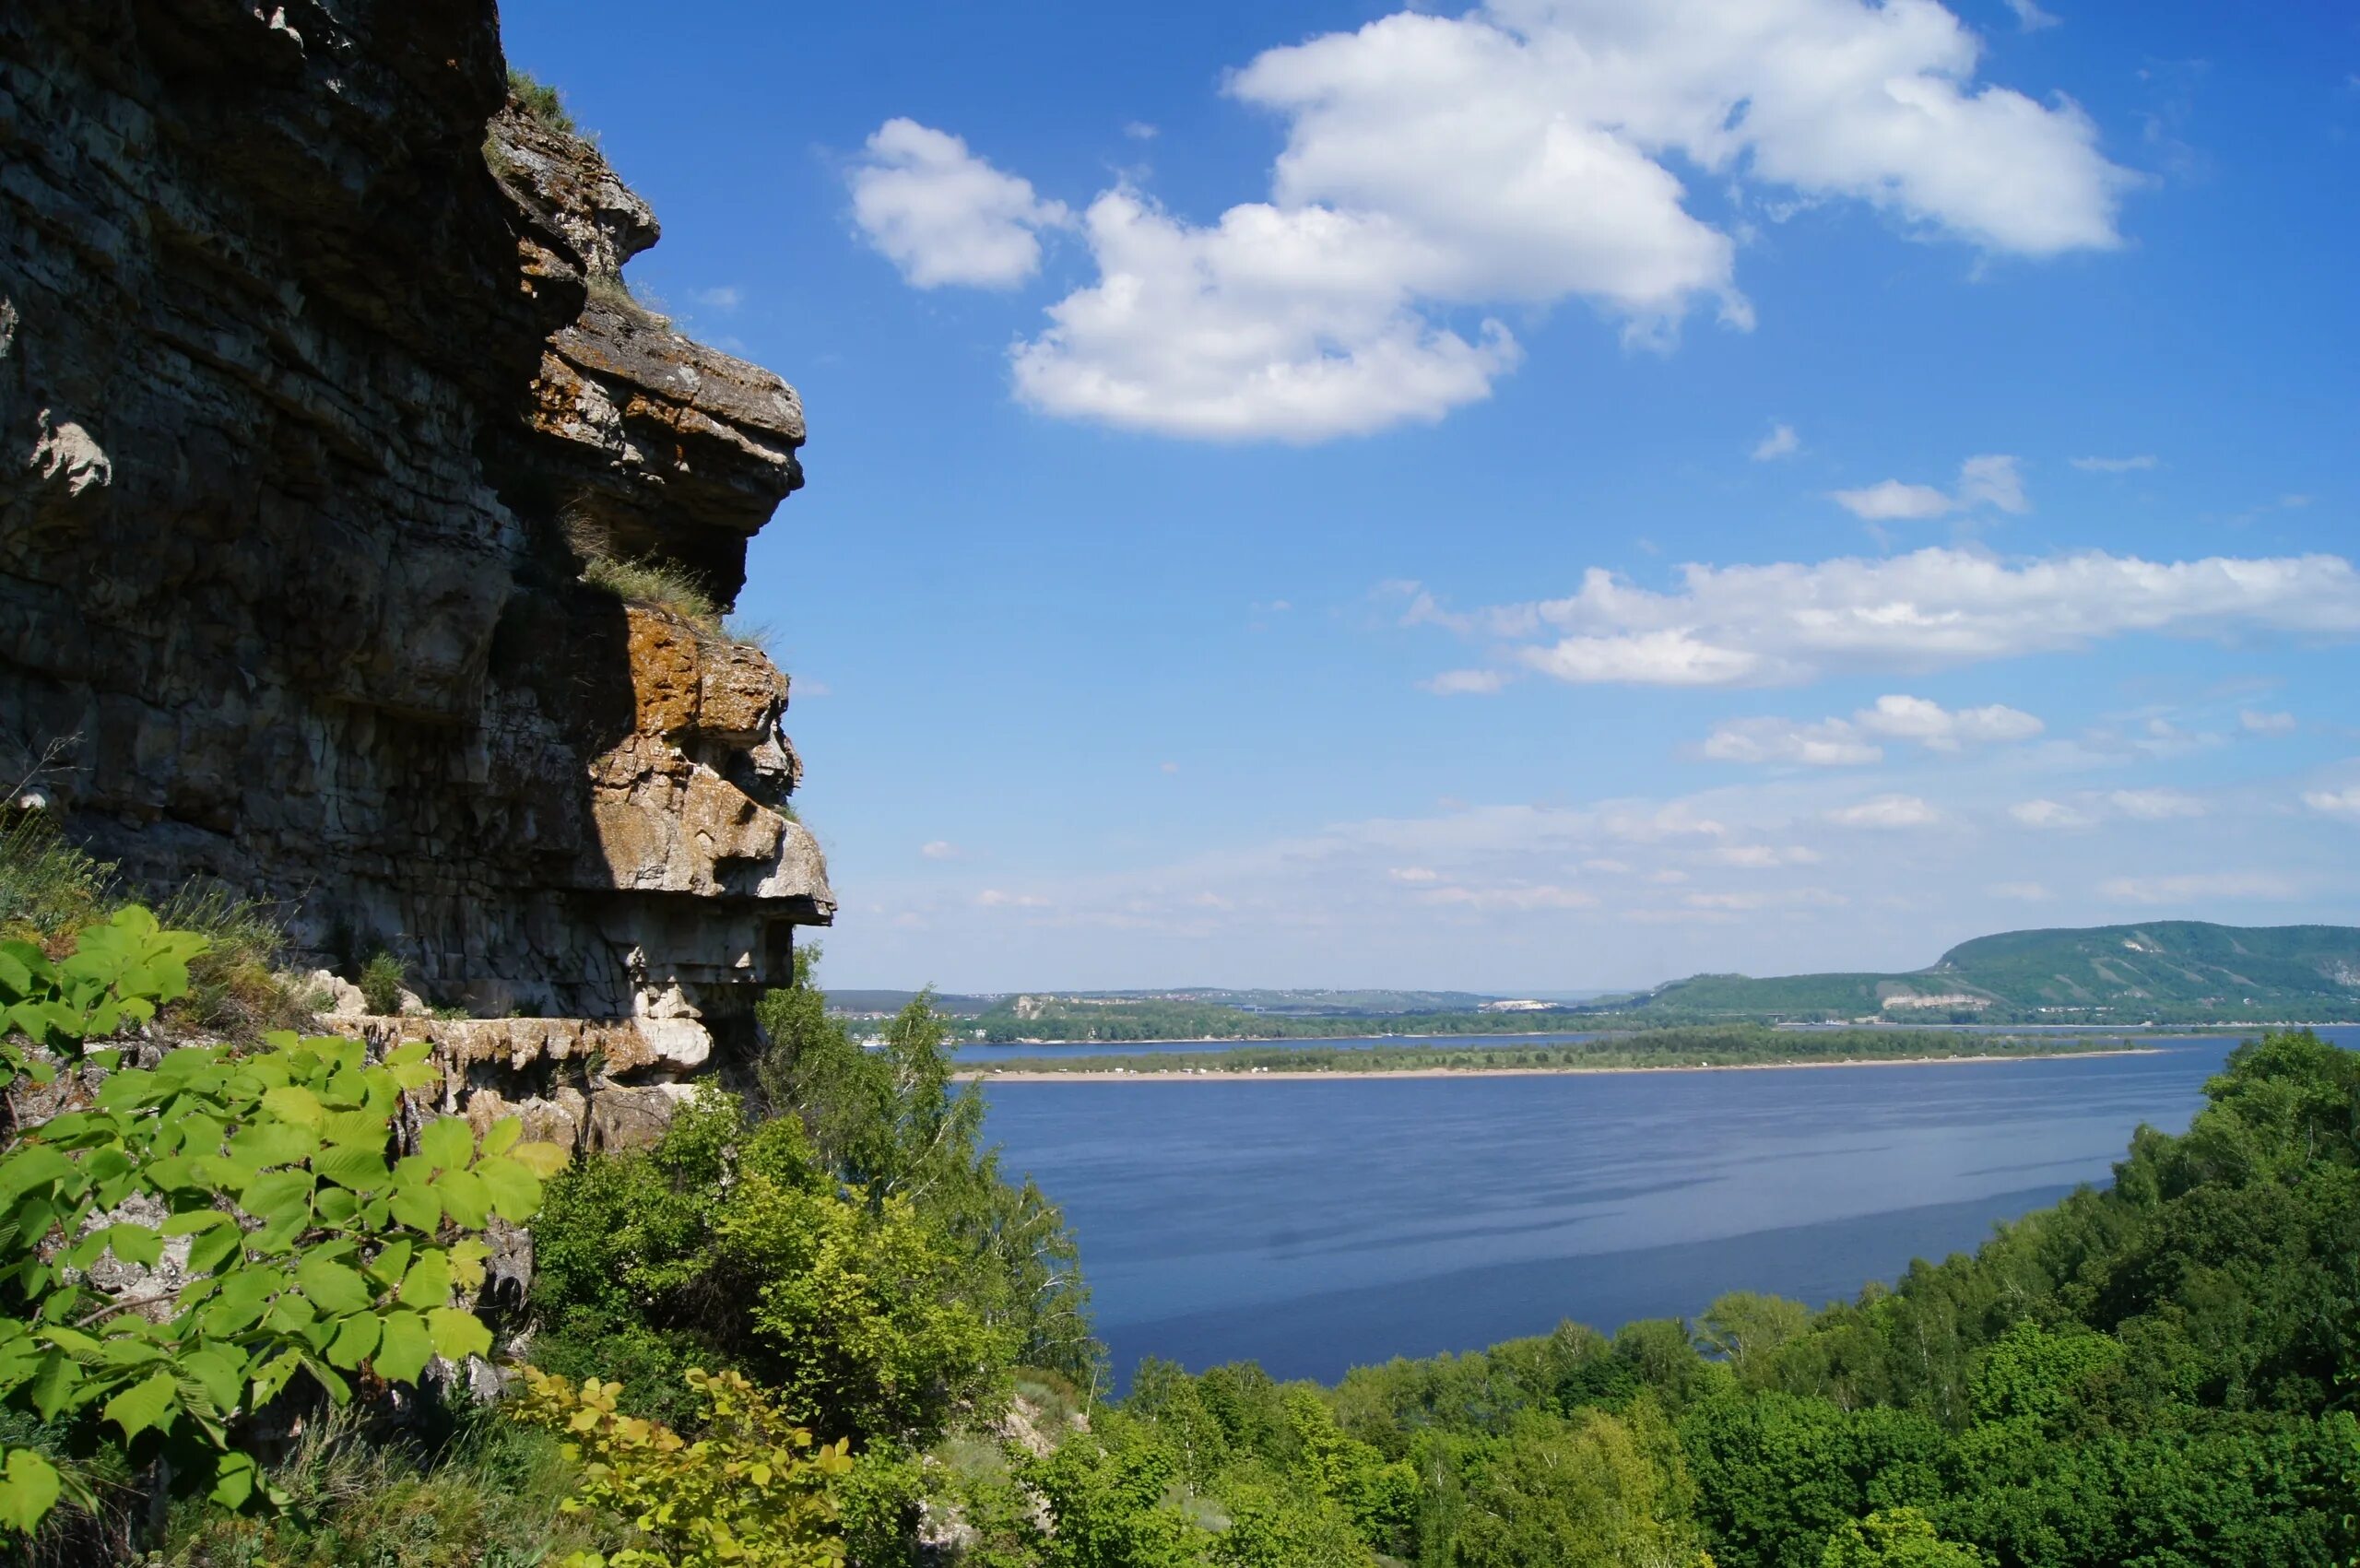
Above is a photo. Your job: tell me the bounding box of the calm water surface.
[979,1032,2353,1385]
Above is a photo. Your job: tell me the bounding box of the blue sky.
[502,0,2360,993]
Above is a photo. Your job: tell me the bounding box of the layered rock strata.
[0,0,831,1138]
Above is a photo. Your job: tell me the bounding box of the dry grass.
[581,552,721,630]
[584,271,671,327]
[161,1403,611,1568]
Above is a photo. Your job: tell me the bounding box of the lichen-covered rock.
[0,1,832,1121]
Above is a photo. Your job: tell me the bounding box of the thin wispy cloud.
[1751,422,1800,461]
[1705,695,2042,766]
[2071,454,2157,472]
[1403,546,2360,689]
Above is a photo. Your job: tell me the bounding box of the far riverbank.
[957,1044,2165,1084]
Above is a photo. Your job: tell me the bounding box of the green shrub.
[0,909,568,1536]
[511,1365,849,1568]
[529,1090,1016,1448]
[358,950,407,1017]
[506,67,575,135]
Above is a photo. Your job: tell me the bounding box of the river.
[977,1030,2353,1385]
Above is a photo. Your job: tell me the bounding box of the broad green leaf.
[313,1145,391,1194]
[186,1224,242,1277]
[259,1085,324,1127]
[397,1252,453,1308]
[365,1238,414,1289]
[242,1168,313,1226]
[479,1117,524,1157]
[372,1311,433,1383]
[228,1121,317,1169]
[321,1109,391,1148]
[472,1155,542,1222]
[178,1347,243,1417]
[161,1209,231,1237]
[425,1306,493,1363]
[0,1149,75,1204]
[325,1312,381,1370]
[209,1449,257,1510]
[0,1447,61,1534]
[102,1368,178,1440]
[387,1179,442,1233]
[97,1222,162,1268]
[431,1169,490,1229]
[313,1186,359,1226]
[27,1352,80,1421]
[295,1256,372,1316]
[418,1119,474,1173]
[250,1348,303,1406]
[509,1140,572,1180]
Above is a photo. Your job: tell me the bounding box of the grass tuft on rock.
[506,66,575,134]
[581,552,720,630]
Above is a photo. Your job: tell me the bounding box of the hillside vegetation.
[1636,921,2360,1024]
[6,881,2354,1565]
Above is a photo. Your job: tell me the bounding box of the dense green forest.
[1,853,2353,1564]
[968,1025,2142,1076]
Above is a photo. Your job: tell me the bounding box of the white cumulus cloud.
[878,0,2129,440]
[849,119,1069,289]
[1832,454,2026,520]
[1409,546,2360,689]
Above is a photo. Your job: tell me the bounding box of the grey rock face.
[0,0,832,1138]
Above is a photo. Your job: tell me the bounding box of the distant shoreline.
[957,1045,2169,1084]
[960,1021,2316,1049]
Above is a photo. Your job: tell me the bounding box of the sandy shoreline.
[956,1046,2166,1084]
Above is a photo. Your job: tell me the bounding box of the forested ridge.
[2,890,2354,1563]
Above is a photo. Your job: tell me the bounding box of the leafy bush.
[530,1090,1014,1448]
[0,908,566,1536]
[511,1365,849,1568]
[358,950,407,1018]
[1820,1507,1990,1567]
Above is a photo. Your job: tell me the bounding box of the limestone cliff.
[0,0,831,1143]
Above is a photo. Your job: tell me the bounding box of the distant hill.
[1634,922,2360,1023]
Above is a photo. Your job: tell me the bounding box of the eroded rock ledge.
[0,0,832,1139]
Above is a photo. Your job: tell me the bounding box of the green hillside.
[1637,921,2360,1023]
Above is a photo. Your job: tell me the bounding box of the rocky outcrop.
[0,0,831,1138]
